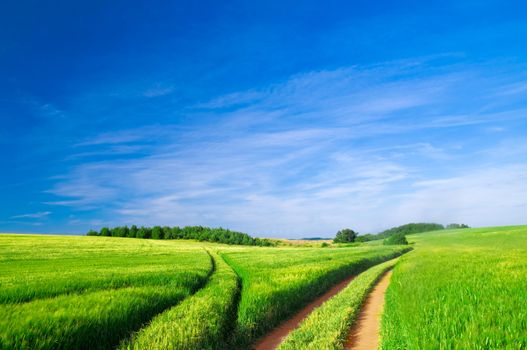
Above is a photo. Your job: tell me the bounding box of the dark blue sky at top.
[2,0,527,236]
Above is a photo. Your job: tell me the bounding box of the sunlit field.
[0,234,408,349]
[0,235,211,349]
[382,226,527,349]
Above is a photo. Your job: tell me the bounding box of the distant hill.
[300,237,333,241]
[378,223,445,238]
[357,223,449,242]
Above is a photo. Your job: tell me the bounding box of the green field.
[222,245,409,347]
[2,226,527,349]
[382,226,527,349]
[0,233,408,349]
[279,258,399,350]
[0,235,212,349]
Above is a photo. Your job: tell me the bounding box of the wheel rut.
[344,270,393,350]
[115,248,216,348]
[252,275,356,350]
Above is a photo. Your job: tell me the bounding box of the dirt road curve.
[252,275,356,350]
[345,270,393,350]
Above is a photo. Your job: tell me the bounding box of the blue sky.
[2,1,527,237]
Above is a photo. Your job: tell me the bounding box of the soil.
[344,270,393,350]
[252,275,356,350]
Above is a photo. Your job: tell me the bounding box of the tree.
[333,228,357,243]
[152,226,163,239]
[162,226,172,239]
[122,226,130,238]
[87,230,99,236]
[446,223,470,229]
[143,227,152,239]
[86,225,276,246]
[100,227,111,237]
[383,232,408,245]
[136,227,146,239]
[355,233,376,242]
[113,227,125,237]
[171,226,182,239]
[129,225,138,238]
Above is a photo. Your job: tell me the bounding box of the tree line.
[87,225,275,246]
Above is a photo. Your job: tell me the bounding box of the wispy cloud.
[11,211,51,219]
[46,58,527,236]
[388,165,527,228]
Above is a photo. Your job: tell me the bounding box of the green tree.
[355,233,376,242]
[129,225,138,238]
[152,226,163,239]
[446,223,470,229]
[122,226,130,237]
[333,229,357,243]
[100,227,111,237]
[383,232,408,245]
[113,227,125,237]
[136,227,146,239]
[162,226,172,239]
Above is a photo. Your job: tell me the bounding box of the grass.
[16,227,526,349]
[0,235,212,350]
[120,249,239,350]
[1,234,409,349]
[278,258,399,350]
[381,226,527,349]
[222,245,411,348]
[0,234,210,303]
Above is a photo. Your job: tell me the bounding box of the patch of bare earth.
[345,270,393,350]
[252,275,356,350]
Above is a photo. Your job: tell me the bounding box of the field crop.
[0,235,210,304]
[222,245,411,347]
[382,226,527,349]
[0,235,212,350]
[121,250,239,350]
[279,257,399,350]
[0,233,411,349]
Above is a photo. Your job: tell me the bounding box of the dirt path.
[252,275,355,350]
[344,270,393,350]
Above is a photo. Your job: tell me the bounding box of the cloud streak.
[46,58,527,237]
[11,211,51,219]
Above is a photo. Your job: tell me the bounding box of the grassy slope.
[382,226,527,349]
[222,245,411,348]
[0,235,211,350]
[279,257,400,350]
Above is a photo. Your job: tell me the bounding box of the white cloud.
[11,211,51,219]
[47,59,527,236]
[387,165,527,228]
